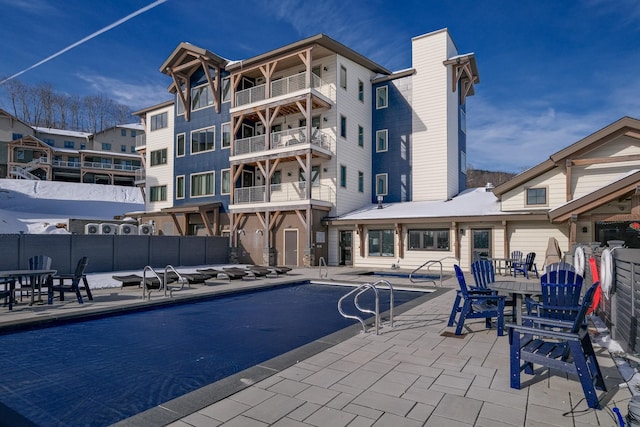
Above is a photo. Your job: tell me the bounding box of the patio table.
[0,269,57,308]
[488,280,542,324]
[488,257,517,276]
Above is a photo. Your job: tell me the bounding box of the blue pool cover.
[0,282,425,426]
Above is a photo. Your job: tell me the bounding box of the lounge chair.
[223,267,250,279]
[112,274,143,287]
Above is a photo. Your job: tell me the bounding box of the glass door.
[471,229,492,261]
[339,230,353,265]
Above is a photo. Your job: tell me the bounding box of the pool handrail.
[163,265,189,297]
[142,266,163,300]
[410,256,459,286]
[338,283,378,334]
[371,279,394,328]
[318,256,328,278]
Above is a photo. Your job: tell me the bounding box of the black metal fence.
[0,234,229,275]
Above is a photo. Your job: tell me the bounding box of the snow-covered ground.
[0,179,144,234]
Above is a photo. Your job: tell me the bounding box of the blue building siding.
[173,69,231,212]
[371,77,413,203]
[458,103,467,193]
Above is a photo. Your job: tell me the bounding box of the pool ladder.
[338,280,394,335]
[409,256,459,286]
[142,265,189,300]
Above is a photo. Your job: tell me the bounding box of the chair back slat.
[29,255,52,270]
[454,264,470,296]
[74,257,89,278]
[540,269,582,286]
[524,252,536,271]
[545,262,576,274]
[511,250,523,263]
[471,259,494,289]
[540,281,582,320]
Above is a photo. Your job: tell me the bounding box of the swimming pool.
[0,281,434,426]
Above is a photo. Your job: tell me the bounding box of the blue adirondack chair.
[509,283,605,409]
[448,265,506,336]
[471,259,496,293]
[513,252,539,279]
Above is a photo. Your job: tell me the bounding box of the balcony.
[234,72,335,108]
[233,182,335,205]
[82,161,142,172]
[134,169,145,184]
[233,126,334,156]
[135,134,146,149]
[52,159,80,169]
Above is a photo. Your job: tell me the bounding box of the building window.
[149,185,167,202]
[43,138,55,146]
[358,80,364,102]
[299,166,320,187]
[376,129,388,152]
[460,108,466,134]
[408,229,450,251]
[222,77,231,103]
[368,229,394,257]
[176,92,185,116]
[121,129,127,137]
[131,130,136,138]
[176,133,185,157]
[130,146,136,153]
[460,151,467,174]
[176,175,185,199]
[80,143,86,150]
[191,126,215,154]
[150,112,168,131]
[376,174,388,196]
[191,172,215,197]
[64,140,74,149]
[340,165,347,188]
[526,187,547,205]
[358,125,364,147]
[221,122,231,149]
[191,84,214,111]
[12,133,22,140]
[340,65,347,90]
[340,115,347,138]
[120,144,126,152]
[150,148,167,166]
[101,143,111,151]
[220,169,231,195]
[376,86,388,109]
[271,170,282,191]
[358,171,364,192]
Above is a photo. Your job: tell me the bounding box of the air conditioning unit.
[85,223,100,235]
[119,224,138,235]
[138,223,153,235]
[100,223,118,235]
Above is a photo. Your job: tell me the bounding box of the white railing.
[234,181,335,205]
[82,161,141,172]
[51,159,81,168]
[233,127,333,156]
[134,169,145,183]
[8,165,40,180]
[235,72,334,107]
[136,134,146,148]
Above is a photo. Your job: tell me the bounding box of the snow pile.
[0,179,145,234]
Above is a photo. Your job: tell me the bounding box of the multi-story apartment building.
[5,118,144,186]
[134,29,477,267]
[0,109,34,178]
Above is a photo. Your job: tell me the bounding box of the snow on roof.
[335,187,509,221]
[117,123,143,131]
[80,149,140,158]
[34,127,91,138]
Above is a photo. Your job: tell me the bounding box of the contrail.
[0,0,168,85]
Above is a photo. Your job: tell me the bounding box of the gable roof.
[493,116,640,196]
[0,108,33,130]
[548,169,640,222]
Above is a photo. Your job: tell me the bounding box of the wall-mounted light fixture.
[323,167,328,172]
[377,195,383,209]
[582,226,588,233]
[323,117,328,122]
[323,66,328,72]
[287,172,292,177]
[237,229,245,236]
[256,229,263,235]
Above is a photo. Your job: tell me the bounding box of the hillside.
[0,179,145,234]
[466,169,516,188]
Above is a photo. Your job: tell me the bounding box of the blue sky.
[1,0,639,173]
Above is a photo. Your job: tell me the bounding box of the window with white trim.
[221,122,231,149]
[176,175,185,199]
[340,115,347,138]
[526,187,547,205]
[176,133,185,157]
[376,86,388,109]
[340,65,347,90]
[191,84,213,111]
[358,171,364,192]
[150,112,168,131]
[222,77,231,103]
[376,129,388,152]
[368,229,394,257]
[149,185,167,202]
[376,173,388,196]
[150,148,167,166]
[358,80,364,102]
[191,126,215,154]
[191,172,215,197]
[358,125,364,147]
[340,165,347,188]
[221,169,230,195]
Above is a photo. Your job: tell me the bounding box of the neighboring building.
[329,116,640,270]
[91,123,143,155]
[0,109,35,178]
[133,29,478,267]
[7,125,144,186]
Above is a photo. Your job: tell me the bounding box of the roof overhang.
[443,53,479,104]
[548,170,640,223]
[160,202,222,214]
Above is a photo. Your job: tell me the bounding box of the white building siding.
[445,34,460,199]
[144,104,174,211]
[334,54,375,216]
[411,29,457,201]
[501,169,566,211]
[508,223,568,269]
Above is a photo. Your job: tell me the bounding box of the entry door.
[339,230,353,265]
[284,229,298,266]
[471,229,492,261]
